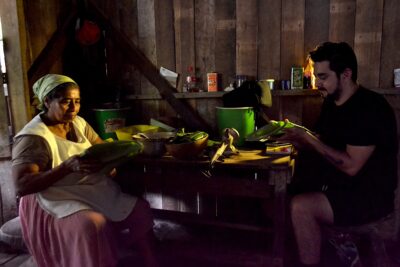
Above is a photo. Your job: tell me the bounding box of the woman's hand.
[62,154,103,174]
[13,155,103,197]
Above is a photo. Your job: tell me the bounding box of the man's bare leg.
[290,192,334,265]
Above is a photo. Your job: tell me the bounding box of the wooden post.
[0,0,31,132]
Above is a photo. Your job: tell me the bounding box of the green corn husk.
[171,131,208,144]
[80,140,143,163]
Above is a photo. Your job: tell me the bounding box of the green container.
[93,106,131,140]
[216,107,255,146]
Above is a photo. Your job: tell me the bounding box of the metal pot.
[133,132,176,157]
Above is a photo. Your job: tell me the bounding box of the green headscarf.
[33,74,77,110]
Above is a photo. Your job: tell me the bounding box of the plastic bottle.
[186,66,198,92]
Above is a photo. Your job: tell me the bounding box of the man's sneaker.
[329,237,362,267]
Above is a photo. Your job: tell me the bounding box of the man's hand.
[278,122,375,176]
[277,124,315,149]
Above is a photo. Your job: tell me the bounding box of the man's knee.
[291,194,310,217]
[290,192,333,224]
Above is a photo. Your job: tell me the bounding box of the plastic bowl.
[165,134,209,159]
[115,125,163,141]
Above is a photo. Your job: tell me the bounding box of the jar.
[236,75,247,88]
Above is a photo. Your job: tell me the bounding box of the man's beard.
[331,80,342,101]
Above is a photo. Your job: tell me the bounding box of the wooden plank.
[2,253,32,267]
[258,0,281,81]
[0,161,16,223]
[236,0,258,80]
[137,0,159,119]
[354,0,383,88]
[202,98,223,133]
[173,0,195,91]
[113,0,140,97]
[353,0,384,88]
[379,0,400,89]
[117,0,139,41]
[154,0,175,119]
[271,169,289,267]
[280,97,303,124]
[329,0,356,46]
[140,100,161,123]
[301,95,323,129]
[87,0,212,132]
[141,170,272,199]
[153,209,273,233]
[0,11,10,158]
[304,0,329,57]
[195,0,216,91]
[155,0,175,71]
[280,0,305,80]
[100,0,121,88]
[138,0,157,95]
[1,0,31,132]
[24,0,59,65]
[215,0,236,89]
[265,96,281,120]
[27,11,78,85]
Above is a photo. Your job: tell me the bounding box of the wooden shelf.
[126,91,224,100]
[126,89,320,100]
[125,88,400,100]
[371,88,400,95]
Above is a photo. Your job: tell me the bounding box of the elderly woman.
[12,74,158,267]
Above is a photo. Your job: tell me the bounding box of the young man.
[279,42,398,267]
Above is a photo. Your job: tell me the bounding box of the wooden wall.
[95,0,400,90]
[88,0,400,129]
[13,0,400,131]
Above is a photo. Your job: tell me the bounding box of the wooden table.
[129,149,294,267]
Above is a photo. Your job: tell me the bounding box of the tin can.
[394,68,400,87]
[281,80,291,90]
[207,72,218,92]
[266,79,275,90]
[236,75,247,88]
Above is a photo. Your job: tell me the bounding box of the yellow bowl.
[165,134,209,159]
[115,125,162,141]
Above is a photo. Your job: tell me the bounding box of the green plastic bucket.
[216,107,255,146]
[93,106,131,140]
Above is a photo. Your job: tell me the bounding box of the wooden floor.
[0,247,33,267]
[1,221,400,267]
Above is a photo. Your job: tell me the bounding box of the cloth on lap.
[0,216,27,251]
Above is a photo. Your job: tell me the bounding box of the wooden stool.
[326,206,399,267]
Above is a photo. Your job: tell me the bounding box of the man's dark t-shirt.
[292,87,398,226]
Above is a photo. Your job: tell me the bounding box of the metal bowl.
[133,132,176,157]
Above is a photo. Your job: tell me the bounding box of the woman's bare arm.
[12,157,76,196]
